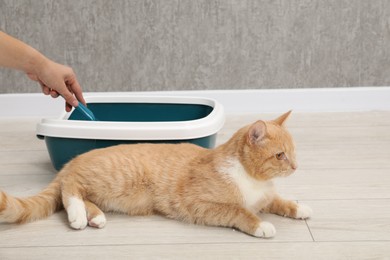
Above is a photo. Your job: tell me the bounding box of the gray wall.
[1,0,390,93]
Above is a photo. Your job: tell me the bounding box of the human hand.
[0,31,85,111]
[26,58,86,112]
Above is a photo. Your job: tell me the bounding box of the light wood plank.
[0,135,45,152]
[0,174,55,196]
[0,163,55,177]
[1,242,390,260]
[0,118,44,151]
[0,150,50,165]
[304,199,390,242]
[297,144,390,169]
[276,169,390,200]
[0,212,312,248]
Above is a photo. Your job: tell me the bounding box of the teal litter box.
[36,95,225,171]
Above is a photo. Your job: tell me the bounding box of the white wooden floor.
[1,112,390,259]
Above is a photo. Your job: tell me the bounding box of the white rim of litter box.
[36,95,225,140]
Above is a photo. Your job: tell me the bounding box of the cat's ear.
[247,120,267,145]
[273,110,292,126]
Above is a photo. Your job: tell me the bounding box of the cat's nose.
[291,163,298,170]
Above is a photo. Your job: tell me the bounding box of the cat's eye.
[275,152,286,160]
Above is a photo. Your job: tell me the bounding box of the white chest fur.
[220,158,275,212]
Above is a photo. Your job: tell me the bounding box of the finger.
[67,77,86,106]
[38,79,51,95]
[50,90,60,98]
[41,85,51,95]
[65,102,72,112]
[60,83,78,108]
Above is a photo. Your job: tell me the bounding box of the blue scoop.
[75,102,97,121]
[60,95,96,121]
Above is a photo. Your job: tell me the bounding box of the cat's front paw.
[254,221,276,238]
[295,203,313,219]
[88,214,107,229]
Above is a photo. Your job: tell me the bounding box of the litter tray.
[36,95,225,171]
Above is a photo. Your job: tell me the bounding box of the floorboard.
[1,111,390,259]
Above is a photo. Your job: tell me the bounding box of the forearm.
[0,31,47,74]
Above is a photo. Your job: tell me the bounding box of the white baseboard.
[1,87,389,118]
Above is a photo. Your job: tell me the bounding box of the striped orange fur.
[0,112,312,238]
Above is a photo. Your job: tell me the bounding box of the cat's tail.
[0,179,62,224]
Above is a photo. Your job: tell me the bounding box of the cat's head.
[239,111,297,181]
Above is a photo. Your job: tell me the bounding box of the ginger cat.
[0,111,312,238]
